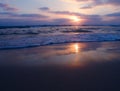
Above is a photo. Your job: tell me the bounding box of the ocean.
[0,25,120,91]
[0,25,120,49]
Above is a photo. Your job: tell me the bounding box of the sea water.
[0,25,120,49]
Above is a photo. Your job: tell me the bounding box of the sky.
[0,0,120,26]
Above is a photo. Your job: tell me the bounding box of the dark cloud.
[50,11,80,15]
[50,18,71,25]
[0,12,48,18]
[0,12,15,16]
[0,10,104,26]
[0,18,70,26]
[0,6,120,26]
[73,0,120,9]
[0,10,104,25]
[105,17,120,25]
[83,15,103,25]
[19,14,48,18]
[48,9,120,25]
[48,10,101,20]
[47,10,85,17]
[80,5,93,9]
[39,7,83,16]
[39,7,50,11]
[0,3,18,12]
[0,15,120,26]
[107,12,120,17]
[108,0,120,5]
[105,12,120,24]
[74,0,107,4]
[51,11,120,25]
[0,18,49,26]
[78,0,106,9]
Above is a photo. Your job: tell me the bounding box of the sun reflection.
[74,43,79,53]
[69,43,85,54]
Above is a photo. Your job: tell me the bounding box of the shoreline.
[1,40,120,50]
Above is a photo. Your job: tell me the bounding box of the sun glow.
[70,16,80,22]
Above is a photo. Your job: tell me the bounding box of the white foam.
[0,33,120,49]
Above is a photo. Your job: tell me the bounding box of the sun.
[70,16,80,22]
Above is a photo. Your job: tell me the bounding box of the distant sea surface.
[0,25,120,49]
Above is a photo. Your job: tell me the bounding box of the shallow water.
[0,25,120,49]
[0,42,120,91]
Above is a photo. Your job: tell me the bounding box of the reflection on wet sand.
[0,42,120,91]
[37,42,120,67]
[74,43,79,53]
[0,42,120,67]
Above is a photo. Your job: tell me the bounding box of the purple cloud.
[48,10,83,16]
[50,18,71,25]
[50,11,76,15]
[0,15,120,26]
[0,18,71,26]
[0,18,48,26]
[72,0,120,9]
[0,3,18,12]
[0,6,120,26]
[107,12,120,17]
[39,7,50,11]
[0,12,48,19]
[19,14,48,18]
[80,5,93,9]
[0,12,15,16]
[108,0,120,5]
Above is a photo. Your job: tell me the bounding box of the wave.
[0,33,120,49]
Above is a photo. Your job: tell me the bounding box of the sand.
[0,41,120,91]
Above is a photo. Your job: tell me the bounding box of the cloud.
[1,5,120,26]
[62,0,120,9]
[0,18,70,26]
[50,11,81,16]
[39,8,104,24]
[83,15,103,25]
[0,12,15,16]
[0,18,48,26]
[0,12,48,18]
[79,0,108,9]
[0,14,120,26]
[41,8,90,20]
[62,0,107,4]
[43,9,101,20]
[78,0,120,5]
[39,8,83,16]
[18,14,48,18]
[80,4,93,9]
[107,12,120,17]
[108,0,120,5]
[47,9,120,25]
[50,18,71,25]
[0,3,18,12]
[39,7,50,11]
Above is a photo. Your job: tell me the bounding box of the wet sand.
[0,41,120,91]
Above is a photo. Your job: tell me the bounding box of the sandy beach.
[0,41,120,91]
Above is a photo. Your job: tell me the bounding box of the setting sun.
[70,16,80,22]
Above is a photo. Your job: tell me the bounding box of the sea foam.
[0,33,120,49]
